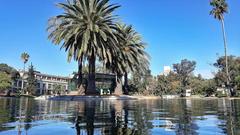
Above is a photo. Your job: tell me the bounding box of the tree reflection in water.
[0,98,240,135]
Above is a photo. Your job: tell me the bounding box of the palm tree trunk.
[77,59,85,95]
[77,60,83,88]
[124,72,128,95]
[114,75,123,95]
[86,54,96,95]
[23,62,25,73]
[221,18,231,96]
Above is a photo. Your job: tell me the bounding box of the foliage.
[128,59,220,97]
[21,52,30,64]
[155,73,182,95]
[128,56,240,97]
[0,63,19,79]
[155,75,171,95]
[235,75,240,90]
[48,0,150,95]
[112,23,150,94]
[129,69,153,95]
[216,91,227,98]
[109,23,149,75]
[210,0,228,20]
[21,52,30,71]
[173,59,196,93]
[165,72,181,94]
[214,56,240,95]
[48,0,122,94]
[202,79,217,96]
[53,84,64,94]
[0,63,20,95]
[0,72,11,92]
[25,64,37,95]
[188,76,205,95]
[0,64,15,74]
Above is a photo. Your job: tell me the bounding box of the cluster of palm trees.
[47,0,149,95]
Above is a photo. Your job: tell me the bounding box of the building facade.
[12,69,117,95]
[159,66,171,76]
[163,66,171,75]
[13,70,71,95]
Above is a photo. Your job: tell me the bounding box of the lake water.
[0,97,240,135]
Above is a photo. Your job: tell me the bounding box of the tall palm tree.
[47,0,120,94]
[117,24,149,94]
[21,52,30,72]
[108,24,150,95]
[210,0,231,94]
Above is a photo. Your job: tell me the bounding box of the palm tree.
[47,0,120,94]
[21,52,30,72]
[210,0,231,95]
[106,24,149,95]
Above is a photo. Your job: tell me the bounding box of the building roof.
[34,72,71,80]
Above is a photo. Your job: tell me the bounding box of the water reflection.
[0,97,240,135]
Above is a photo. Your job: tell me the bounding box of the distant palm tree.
[21,52,30,72]
[48,0,120,94]
[210,0,231,94]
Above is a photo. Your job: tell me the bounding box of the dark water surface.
[0,97,240,135]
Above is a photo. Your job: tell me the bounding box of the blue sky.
[0,0,239,78]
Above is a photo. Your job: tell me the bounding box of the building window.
[23,82,27,88]
[37,83,40,88]
[43,83,46,90]
[48,84,52,89]
[18,81,22,87]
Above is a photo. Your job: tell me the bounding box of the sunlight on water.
[0,97,240,135]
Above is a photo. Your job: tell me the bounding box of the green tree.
[189,75,205,95]
[210,0,230,92]
[0,63,20,96]
[129,69,153,95]
[173,59,196,94]
[128,69,143,95]
[167,72,181,94]
[48,0,120,94]
[235,75,240,91]
[0,72,11,93]
[21,52,30,72]
[0,64,18,75]
[53,84,63,95]
[202,79,217,96]
[214,56,240,95]
[156,75,170,96]
[25,64,37,95]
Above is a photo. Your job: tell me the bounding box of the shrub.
[216,91,227,98]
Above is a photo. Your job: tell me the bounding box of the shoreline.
[36,95,240,101]
[2,95,240,101]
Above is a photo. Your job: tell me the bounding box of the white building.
[160,66,171,76]
[164,66,171,75]
[13,70,71,95]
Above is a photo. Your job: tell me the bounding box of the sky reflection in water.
[0,97,239,135]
